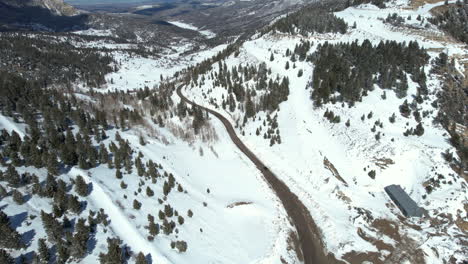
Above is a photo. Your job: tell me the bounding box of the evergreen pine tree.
[99,144,109,164]
[0,184,7,198]
[0,211,24,249]
[99,238,124,264]
[135,252,148,264]
[175,241,188,252]
[41,210,63,243]
[70,218,90,259]
[148,221,159,236]
[414,123,425,136]
[146,187,154,197]
[115,169,123,179]
[0,249,14,264]
[56,240,70,264]
[139,135,146,146]
[5,165,20,186]
[12,190,24,205]
[74,176,89,197]
[47,153,60,176]
[38,238,50,264]
[78,154,89,170]
[133,199,142,210]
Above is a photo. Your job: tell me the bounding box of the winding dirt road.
[177,86,341,264]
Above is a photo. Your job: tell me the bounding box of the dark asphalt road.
[177,86,341,264]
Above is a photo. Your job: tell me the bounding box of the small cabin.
[384,184,424,217]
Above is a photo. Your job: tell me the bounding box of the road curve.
[177,86,341,264]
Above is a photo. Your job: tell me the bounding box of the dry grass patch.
[226,201,253,208]
[323,157,348,185]
[373,157,395,170]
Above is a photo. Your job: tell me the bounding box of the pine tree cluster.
[0,33,115,87]
[309,40,429,106]
[267,3,347,35]
[429,2,468,44]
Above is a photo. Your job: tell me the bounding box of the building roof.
[385,184,423,217]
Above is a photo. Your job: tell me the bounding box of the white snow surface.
[169,21,217,39]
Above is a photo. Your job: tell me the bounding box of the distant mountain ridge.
[0,0,87,31]
[0,0,78,15]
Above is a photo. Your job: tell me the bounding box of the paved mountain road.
[177,86,341,264]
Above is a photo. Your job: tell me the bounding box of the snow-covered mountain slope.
[0,20,303,263]
[1,0,467,263]
[0,99,298,264]
[180,0,468,263]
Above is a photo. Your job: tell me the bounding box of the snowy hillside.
[0,113,297,263]
[0,0,467,263]
[180,0,468,262]
[0,16,299,263]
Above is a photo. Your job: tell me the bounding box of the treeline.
[0,33,115,87]
[432,53,468,169]
[266,3,347,35]
[346,0,390,8]
[430,2,468,44]
[309,40,429,106]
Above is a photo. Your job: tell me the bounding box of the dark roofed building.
[384,184,424,217]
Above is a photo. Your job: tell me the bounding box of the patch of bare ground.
[343,250,383,264]
[404,27,458,43]
[344,215,429,264]
[371,218,401,241]
[324,157,348,185]
[286,231,304,262]
[373,157,395,170]
[410,0,444,9]
[456,204,468,233]
[336,190,352,205]
[357,227,394,252]
[226,201,253,208]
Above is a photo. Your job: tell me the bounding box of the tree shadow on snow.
[21,229,36,247]
[87,233,97,255]
[16,251,36,264]
[145,254,153,264]
[22,193,32,204]
[9,211,28,229]
[87,182,93,196]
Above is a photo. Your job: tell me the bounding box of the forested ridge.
[0,34,114,87]
[430,2,468,44]
[309,40,429,105]
[265,2,348,35]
